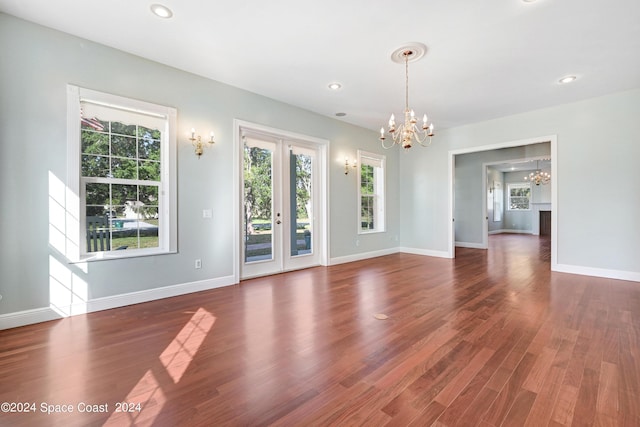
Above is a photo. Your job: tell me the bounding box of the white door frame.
[233,119,329,281]
[447,135,558,270]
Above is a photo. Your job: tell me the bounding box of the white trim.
[553,264,640,283]
[0,308,61,330]
[329,247,399,265]
[86,275,236,312]
[488,229,533,235]
[550,137,558,273]
[455,241,487,249]
[0,275,238,330]
[399,247,452,259]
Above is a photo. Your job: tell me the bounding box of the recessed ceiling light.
[328,82,342,90]
[558,75,577,84]
[522,0,537,3]
[150,4,173,19]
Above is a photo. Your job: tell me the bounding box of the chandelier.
[525,160,551,185]
[380,44,434,149]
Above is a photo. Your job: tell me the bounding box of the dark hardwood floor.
[1,234,639,426]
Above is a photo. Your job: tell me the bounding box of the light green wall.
[400,88,640,274]
[0,14,399,316]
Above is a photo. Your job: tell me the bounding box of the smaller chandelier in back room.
[380,43,434,150]
[525,160,551,185]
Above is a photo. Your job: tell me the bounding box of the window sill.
[73,248,177,263]
[358,229,385,235]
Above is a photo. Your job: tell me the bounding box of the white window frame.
[507,182,531,211]
[66,85,177,261]
[357,150,386,234]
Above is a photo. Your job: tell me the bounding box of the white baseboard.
[398,247,452,259]
[553,263,640,283]
[489,229,533,235]
[87,275,236,313]
[0,308,61,330]
[0,275,237,330]
[329,247,400,266]
[455,241,487,249]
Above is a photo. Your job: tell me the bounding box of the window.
[357,150,385,233]
[508,182,531,210]
[67,85,177,260]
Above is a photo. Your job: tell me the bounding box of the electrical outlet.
[355,239,360,247]
[195,259,202,269]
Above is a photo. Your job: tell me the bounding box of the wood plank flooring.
[1,235,639,426]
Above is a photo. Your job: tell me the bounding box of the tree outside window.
[357,150,385,233]
[82,120,161,251]
[508,183,531,210]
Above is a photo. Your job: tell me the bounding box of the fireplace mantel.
[532,203,552,235]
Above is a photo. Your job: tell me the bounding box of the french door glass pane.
[244,144,273,263]
[291,152,312,257]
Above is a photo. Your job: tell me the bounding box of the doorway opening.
[448,135,557,270]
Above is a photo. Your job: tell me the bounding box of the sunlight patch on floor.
[160,308,216,383]
[103,308,215,426]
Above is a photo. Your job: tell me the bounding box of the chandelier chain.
[405,52,410,112]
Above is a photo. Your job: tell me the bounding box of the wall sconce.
[344,157,357,175]
[190,128,215,158]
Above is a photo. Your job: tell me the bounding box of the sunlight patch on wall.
[48,171,87,317]
[48,171,81,261]
[49,255,88,317]
[49,171,67,255]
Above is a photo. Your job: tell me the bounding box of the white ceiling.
[490,159,551,173]
[1,0,639,131]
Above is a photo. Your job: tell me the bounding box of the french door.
[241,131,321,279]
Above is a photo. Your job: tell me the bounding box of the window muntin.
[68,85,176,260]
[357,150,385,233]
[508,183,531,210]
[82,121,161,251]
